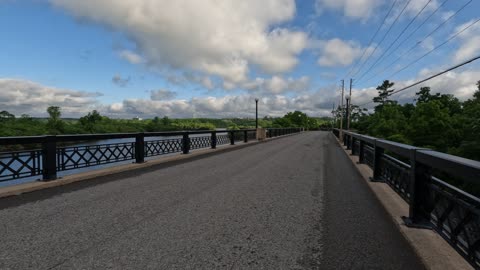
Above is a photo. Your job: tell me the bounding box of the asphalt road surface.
[0,131,424,269]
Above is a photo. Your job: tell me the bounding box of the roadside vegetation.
[336,80,480,161]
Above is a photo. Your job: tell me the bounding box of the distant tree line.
[0,107,325,137]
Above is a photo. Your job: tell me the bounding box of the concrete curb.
[0,132,302,199]
[333,134,472,270]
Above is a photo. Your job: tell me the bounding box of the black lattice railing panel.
[0,150,42,182]
[379,154,411,202]
[426,180,480,266]
[145,139,182,157]
[190,136,211,150]
[57,142,135,171]
[217,134,230,145]
[247,131,256,140]
[364,145,374,169]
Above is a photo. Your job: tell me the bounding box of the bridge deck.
[0,131,424,269]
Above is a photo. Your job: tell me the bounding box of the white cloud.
[317,38,371,67]
[404,0,438,17]
[452,19,480,63]
[242,75,310,94]
[150,89,177,100]
[166,73,217,90]
[0,78,101,117]
[2,70,479,119]
[118,50,144,64]
[51,0,307,84]
[315,0,383,21]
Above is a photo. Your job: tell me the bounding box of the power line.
[358,0,471,86]
[356,54,480,107]
[355,0,433,83]
[389,17,480,78]
[344,0,398,79]
[351,0,411,78]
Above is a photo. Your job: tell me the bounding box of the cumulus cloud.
[112,74,130,87]
[105,93,332,119]
[51,0,308,85]
[0,78,101,117]
[315,0,383,21]
[317,38,372,67]
[150,89,177,100]
[166,73,216,90]
[2,70,479,119]
[242,76,310,94]
[452,19,480,63]
[118,49,144,64]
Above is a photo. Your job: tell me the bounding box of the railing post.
[135,132,145,163]
[403,149,432,228]
[211,131,217,149]
[351,136,356,155]
[244,130,248,143]
[182,133,190,154]
[358,140,365,163]
[230,131,235,145]
[346,134,352,150]
[42,135,57,181]
[370,140,384,182]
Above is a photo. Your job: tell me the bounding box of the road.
[0,131,424,269]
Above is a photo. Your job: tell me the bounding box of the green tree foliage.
[79,110,102,133]
[273,111,319,129]
[0,111,15,119]
[373,80,396,110]
[349,80,479,161]
[46,106,65,134]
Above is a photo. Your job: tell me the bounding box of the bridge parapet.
[0,128,302,184]
[333,128,480,268]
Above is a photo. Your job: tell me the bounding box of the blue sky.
[1,0,479,118]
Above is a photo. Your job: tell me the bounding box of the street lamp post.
[345,95,350,130]
[255,98,259,129]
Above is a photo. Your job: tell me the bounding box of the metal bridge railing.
[0,128,303,183]
[333,128,480,268]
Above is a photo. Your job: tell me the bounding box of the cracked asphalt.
[0,131,424,269]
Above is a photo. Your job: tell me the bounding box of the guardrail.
[332,129,480,268]
[0,128,302,183]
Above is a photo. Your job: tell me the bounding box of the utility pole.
[339,80,344,138]
[348,78,353,130]
[331,103,335,129]
[255,98,259,129]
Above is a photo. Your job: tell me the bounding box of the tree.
[162,116,171,126]
[452,81,480,160]
[46,106,64,134]
[407,101,455,151]
[79,110,103,133]
[366,103,409,143]
[0,110,15,120]
[415,86,461,115]
[373,80,396,110]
